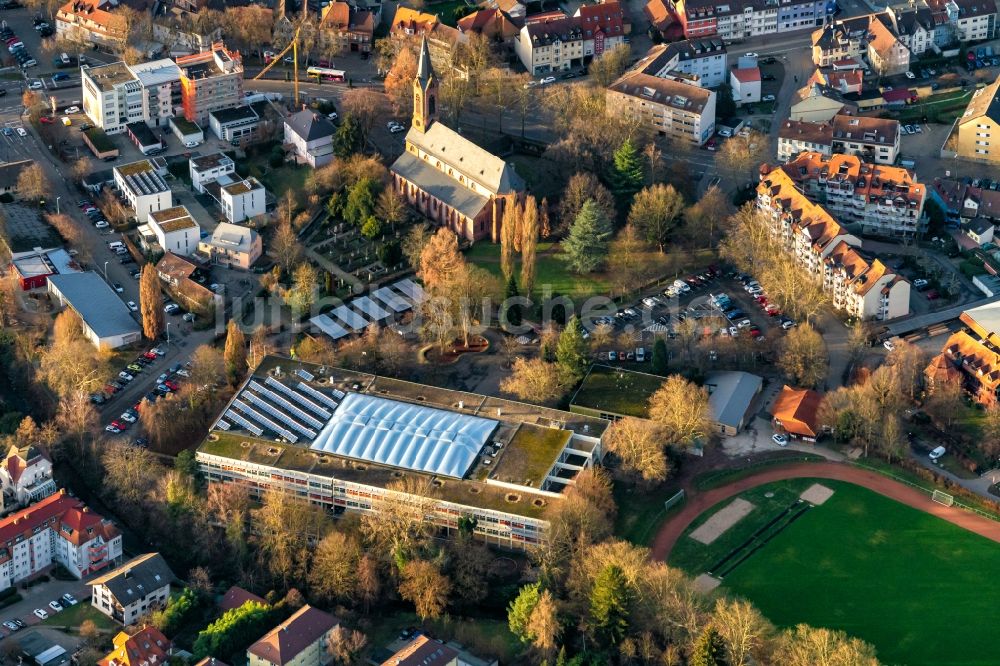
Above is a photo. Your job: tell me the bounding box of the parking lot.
[0,575,90,640]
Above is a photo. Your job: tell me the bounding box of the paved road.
[650,461,1000,560]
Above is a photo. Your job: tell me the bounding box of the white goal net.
[931,490,954,507]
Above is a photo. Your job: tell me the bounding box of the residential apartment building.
[114,160,172,223]
[176,44,244,124]
[127,59,183,128]
[926,0,999,43]
[632,39,727,88]
[82,63,144,135]
[190,153,236,193]
[929,301,1000,405]
[665,0,832,41]
[0,491,121,591]
[811,14,875,66]
[56,0,126,48]
[731,66,761,105]
[0,445,56,512]
[147,206,200,256]
[790,80,858,122]
[957,75,1000,164]
[153,16,223,55]
[197,223,262,269]
[832,114,900,164]
[247,606,339,666]
[89,553,174,626]
[318,1,374,53]
[514,3,626,74]
[390,7,467,76]
[776,152,927,237]
[221,178,266,224]
[866,17,910,76]
[197,357,606,551]
[757,165,910,320]
[606,70,716,145]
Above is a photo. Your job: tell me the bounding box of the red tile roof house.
[771,385,824,441]
[219,585,266,612]
[98,627,172,666]
[247,605,340,666]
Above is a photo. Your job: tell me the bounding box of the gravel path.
[651,462,1000,561]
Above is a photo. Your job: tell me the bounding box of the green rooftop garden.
[569,365,665,418]
[84,127,116,153]
[490,423,570,488]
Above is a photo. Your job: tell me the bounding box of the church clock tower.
[412,36,437,133]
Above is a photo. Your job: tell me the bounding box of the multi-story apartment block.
[778,118,833,160]
[831,114,900,164]
[82,63,144,135]
[114,160,172,223]
[665,0,832,41]
[757,166,910,320]
[56,0,126,48]
[776,152,927,237]
[196,357,606,551]
[866,18,910,76]
[957,75,1000,164]
[514,3,625,74]
[928,302,1000,405]
[90,553,173,626]
[247,605,339,666]
[221,178,266,224]
[127,59,183,128]
[926,0,999,43]
[147,206,200,257]
[632,38,727,88]
[153,17,223,55]
[0,491,121,591]
[606,69,716,145]
[82,59,181,133]
[176,44,244,124]
[811,14,875,66]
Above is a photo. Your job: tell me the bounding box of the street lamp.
[166,322,171,346]
[103,260,109,282]
[55,196,60,215]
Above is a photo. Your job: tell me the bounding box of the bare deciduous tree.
[604,417,670,486]
[648,375,711,448]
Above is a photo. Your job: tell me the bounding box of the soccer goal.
[932,489,954,507]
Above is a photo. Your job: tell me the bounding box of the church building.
[390,37,524,242]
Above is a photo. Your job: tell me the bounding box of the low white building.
[114,160,172,223]
[283,109,336,168]
[190,153,236,193]
[0,490,121,591]
[147,206,200,256]
[220,177,266,223]
[89,553,174,626]
[209,106,259,142]
[47,272,142,349]
[731,67,761,106]
[197,222,262,270]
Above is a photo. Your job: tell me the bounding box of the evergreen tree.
[716,81,737,119]
[503,274,522,328]
[344,177,379,226]
[562,199,613,273]
[690,626,727,666]
[651,338,668,374]
[608,138,644,201]
[556,316,589,382]
[588,564,630,646]
[333,113,361,158]
[224,320,247,385]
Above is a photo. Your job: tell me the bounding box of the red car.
[164,380,179,391]
[925,289,940,300]
[111,420,127,430]
[103,384,118,394]
[39,116,53,124]
[755,295,767,304]
[142,351,157,360]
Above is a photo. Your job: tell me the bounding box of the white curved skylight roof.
[310,393,498,478]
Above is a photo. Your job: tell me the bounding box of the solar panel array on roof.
[353,296,390,322]
[331,305,369,331]
[310,392,498,478]
[266,376,332,418]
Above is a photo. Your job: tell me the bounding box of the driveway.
[0,575,90,638]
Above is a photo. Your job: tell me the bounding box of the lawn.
[43,601,117,632]
[613,481,685,545]
[672,480,1000,666]
[465,241,613,301]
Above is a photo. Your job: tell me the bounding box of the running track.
[650,462,1000,561]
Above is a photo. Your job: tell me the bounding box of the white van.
[108,241,125,252]
[60,52,70,64]
[929,446,946,461]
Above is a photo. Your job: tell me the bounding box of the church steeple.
[412,36,437,133]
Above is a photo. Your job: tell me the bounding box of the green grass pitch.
[671,480,1000,666]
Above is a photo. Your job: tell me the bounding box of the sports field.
[670,479,1000,666]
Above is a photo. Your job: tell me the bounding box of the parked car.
[772,433,789,446]
[48,601,63,612]
[126,301,138,312]
[64,105,79,113]
[61,593,77,606]
[33,609,47,619]
[762,94,775,102]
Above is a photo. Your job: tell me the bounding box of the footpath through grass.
[685,480,1000,666]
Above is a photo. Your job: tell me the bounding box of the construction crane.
[253,25,302,107]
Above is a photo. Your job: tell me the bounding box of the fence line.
[850,461,1000,522]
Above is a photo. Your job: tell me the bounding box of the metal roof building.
[47,272,141,349]
[310,392,499,478]
[705,371,763,436]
